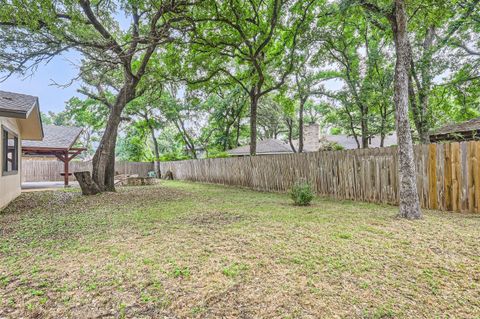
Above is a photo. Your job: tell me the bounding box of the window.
[2,127,18,175]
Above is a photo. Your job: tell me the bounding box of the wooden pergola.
[22,125,85,187]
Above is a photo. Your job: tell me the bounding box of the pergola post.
[53,149,84,187]
[64,151,69,187]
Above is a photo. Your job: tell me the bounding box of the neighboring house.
[228,123,397,156]
[429,117,480,143]
[185,146,207,159]
[228,138,293,156]
[0,90,44,209]
[318,132,398,150]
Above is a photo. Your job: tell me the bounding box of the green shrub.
[290,180,314,206]
[207,150,230,159]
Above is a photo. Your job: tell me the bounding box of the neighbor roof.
[430,117,480,137]
[228,139,294,156]
[321,133,397,150]
[22,125,82,150]
[0,90,38,118]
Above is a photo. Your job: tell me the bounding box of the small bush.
[290,180,314,206]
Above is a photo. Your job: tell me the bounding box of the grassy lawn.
[1,181,480,318]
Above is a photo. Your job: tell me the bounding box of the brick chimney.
[303,123,320,151]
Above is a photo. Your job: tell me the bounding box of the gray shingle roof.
[22,125,82,150]
[229,133,397,155]
[430,117,480,136]
[228,139,294,156]
[0,90,38,118]
[320,133,397,149]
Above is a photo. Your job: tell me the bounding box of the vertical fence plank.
[23,160,154,182]
[23,142,480,214]
[428,144,438,210]
[156,143,479,213]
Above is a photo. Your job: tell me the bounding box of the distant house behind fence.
[429,117,480,143]
[228,123,397,156]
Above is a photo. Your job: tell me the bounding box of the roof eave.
[66,128,83,149]
[0,109,28,119]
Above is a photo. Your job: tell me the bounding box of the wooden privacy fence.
[160,141,480,213]
[22,160,154,182]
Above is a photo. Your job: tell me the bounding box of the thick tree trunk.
[91,103,123,191]
[91,84,135,192]
[75,171,101,195]
[392,0,422,219]
[298,97,306,153]
[249,93,259,156]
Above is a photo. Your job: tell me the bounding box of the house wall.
[0,116,21,210]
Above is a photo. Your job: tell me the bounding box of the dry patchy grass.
[1,181,480,318]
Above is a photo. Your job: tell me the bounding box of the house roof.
[228,138,294,156]
[0,90,38,118]
[228,133,397,156]
[321,133,397,150]
[430,117,480,137]
[22,125,82,150]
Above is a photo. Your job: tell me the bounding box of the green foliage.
[206,150,230,159]
[330,128,342,135]
[159,152,190,162]
[116,123,154,162]
[321,142,345,151]
[290,180,315,206]
[2,0,480,164]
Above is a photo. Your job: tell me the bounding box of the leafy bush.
[159,152,190,162]
[290,180,314,206]
[207,150,230,159]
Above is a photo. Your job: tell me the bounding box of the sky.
[0,12,135,115]
[0,50,82,114]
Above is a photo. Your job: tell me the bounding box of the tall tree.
[0,0,194,192]
[313,6,394,148]
[187,0,318,155]
[126,94,164,178]
[204,87,248,151]
[407,0,480,142]
[358,0,421,219]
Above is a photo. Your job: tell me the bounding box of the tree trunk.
[91,83,136,192]
[224,125,231,151]
[235,120,241,147]
[149,125,161,179]
[249,93,259,156]
[361,110,369,148]
[298,97,306,153]
[286,118,297,152]
[418,26,435,144]
[91,101,123,191]
[392,0,422,219]
[380,103,387,147]
[75,171,101,195]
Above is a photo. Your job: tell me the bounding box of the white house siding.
[0,116,21,210]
